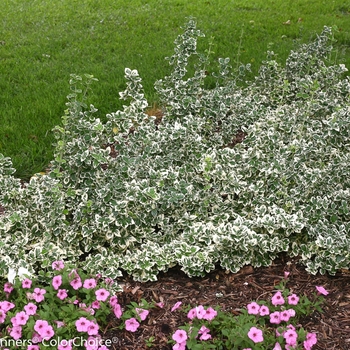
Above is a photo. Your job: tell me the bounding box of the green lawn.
[1,0,350,179]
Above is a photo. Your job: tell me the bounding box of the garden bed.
[103,255,350,349]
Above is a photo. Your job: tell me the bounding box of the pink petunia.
[270,311,281,324]
[172,329,188,343]
[202,307,217,320]
[287,294,299,305]
[259,305,270,316]
[52,275,62,290]
[42,325,55,340]
[315,286,329,296]
[70,276,82,290]
[28,345,40,350]
[136,308,149,321]
[287,309,296,317]
[91,301,101,309]
[33,288,46,303]
[109,296,118,307]
[75,317,90,332]
[198,325,211,340]
[15,311,29,325]
[125,318,140,332]
[57,289,68,300]
[58,339,72,350]
[34,320,49,336]
[4,283,13,294]
[247,302,260,315]
[9,325,22,340]
[247,327,264,343]
[113,304,122,319]
[284,329,298,346]
[271,291,285,306]
[24,302,37,316]
[0,310,6,324]
[83,278,97,289]
[0,301,15,312]
[52,260,65,270]
[156,301,164,308]
[273,343,282,350]
[95,288,110,302]
[87,321,99,336]
[173,342,186,350]
[22,278,32,289]
[171,301,182,312]
[280,310,291,322]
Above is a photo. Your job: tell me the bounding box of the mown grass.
[1,0,350,179]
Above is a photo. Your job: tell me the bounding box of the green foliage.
[1,0,350,179]
[0,20,349,282]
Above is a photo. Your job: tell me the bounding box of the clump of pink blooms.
[0,260,136,350]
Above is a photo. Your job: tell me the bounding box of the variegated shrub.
[0,20,349,283]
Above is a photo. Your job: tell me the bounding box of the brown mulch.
[102,255,350,350]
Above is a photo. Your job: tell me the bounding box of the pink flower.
[28,345,40,350]
[22,278,32,289]
[15,311,29,325]
[113,304,122,318]
[4,283,13,293]
[10,325,22,340]
[259,305,270,316]
[156,301,164,308]
[70,276,82,290]
[33,288,46,302]
[125,318,140,332]
[173,342,186,350]
[0,301,15,313]
[284,271,290,279]
[57,289,68,300]
[58,339,72,350]
[280,310,291,322]
[109,296,118,307]
[247,302,260,315]
[303,332,317,349]
[172,329,188,343]
[273,343,282,350]
[76,317,90,332]
[0,310,6,323]
[287,309,296,317]
[171,301,182,312]
[31,332,43,343]
[287,294,299,305]
[87,321,99,336]
[55,321,65,328]
[52,275,62,290]
[202,307,217,320]
[24,302,37,316]
[83,278,97,289]
[198,325,211,340]
[247,327,264,343]
[42,325,55,340]
[98,346,109,350]
[270,311,281,324]
[104,277,114,285]
[271,291,285,306]
[34,320,49,336]
[91,301,101,309]
[52,260,65,270]
[187,305,205,320]
[316,286,329,295]
[136,308,149,321]
[95,288,110,302]
[284,329,298,346]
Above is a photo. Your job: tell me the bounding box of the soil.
[101,255,350,350]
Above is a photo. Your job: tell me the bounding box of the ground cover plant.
[1,0,350,179]
[0,18,349,285]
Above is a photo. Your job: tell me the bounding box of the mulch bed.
[102,255,350,350]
